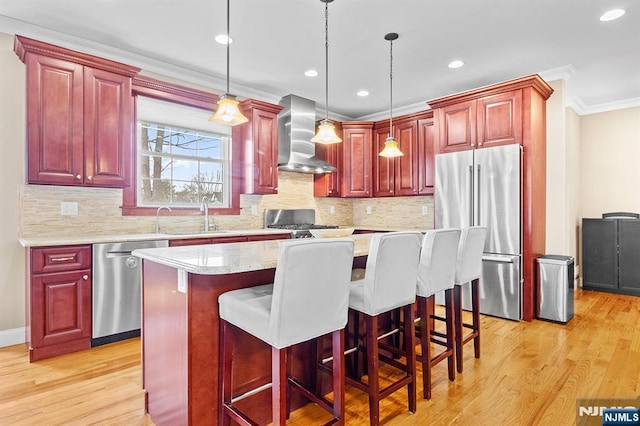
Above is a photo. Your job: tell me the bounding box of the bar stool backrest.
[360,232,422,315]
[417,228,461,297]
[269,238,355,348]
[455,227,487,285]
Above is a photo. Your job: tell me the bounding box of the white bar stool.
[453,226,487,373]
[347,231,422,425]
[218,238,355,426]
[415,228,461,399]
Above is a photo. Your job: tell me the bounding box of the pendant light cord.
[226,0,230,94]
[389,37,393,134]
[324,1,329,121]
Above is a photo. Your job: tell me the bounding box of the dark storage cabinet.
[582,218,640,296]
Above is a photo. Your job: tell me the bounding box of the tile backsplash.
[18,171,433,238]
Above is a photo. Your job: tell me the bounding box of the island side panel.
[142,261,188,426]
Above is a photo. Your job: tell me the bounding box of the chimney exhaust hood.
[277,94,336,174]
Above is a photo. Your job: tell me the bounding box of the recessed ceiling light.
[600,9,625,21]
[215,34,232,44]
[304,69,319,77]
[448,60,464,69]
[357,90,369,97]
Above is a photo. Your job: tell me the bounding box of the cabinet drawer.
[31,245,92,274]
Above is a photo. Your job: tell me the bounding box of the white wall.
[0,32,26,346]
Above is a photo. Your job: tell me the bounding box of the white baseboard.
[0,327,26,348]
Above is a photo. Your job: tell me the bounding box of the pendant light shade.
[379,32,404,158]
[210,0,248,126]
[311,0,342,145]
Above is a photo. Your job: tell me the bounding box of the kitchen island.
[133,234,373,425]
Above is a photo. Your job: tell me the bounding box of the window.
[136,96,231,208]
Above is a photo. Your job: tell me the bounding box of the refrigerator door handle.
[468,164,474,226]
[476,164,481,226]
[483,254,518,263]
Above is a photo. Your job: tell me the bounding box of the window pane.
[140,154,171,180]
[171,130,199,157]
[199,136,222,159]
[172,158,199,181]
[172,181,200,204]
[199,161,223,182]
[140,178,172,204]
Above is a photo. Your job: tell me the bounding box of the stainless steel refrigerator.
[435,144,522,320]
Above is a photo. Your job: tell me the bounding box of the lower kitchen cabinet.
[28,245,92,361]
[169,233,291,246]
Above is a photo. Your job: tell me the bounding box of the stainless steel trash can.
[536,255,575,323]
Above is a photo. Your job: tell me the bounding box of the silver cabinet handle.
[87,175,92,181]
[75,174,82,179]
[82,275,89,280]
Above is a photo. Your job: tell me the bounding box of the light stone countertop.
[18,228,293,248]
[133,233,375,275]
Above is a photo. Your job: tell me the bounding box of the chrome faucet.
[155,206,171,233]
[200,197,210,232]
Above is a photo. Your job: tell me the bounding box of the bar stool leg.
[272,347,287,426]
[403,304,417,412]
[417,296,431,399]
[332,329,345,423]
[454,284,464,373]
[220,320,232,426]
[471,278,481,358]
[444,288,456,381]
[365,314,380,425]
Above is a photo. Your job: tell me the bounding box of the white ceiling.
[1,0,639,119]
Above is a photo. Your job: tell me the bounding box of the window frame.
[122,76,241,216]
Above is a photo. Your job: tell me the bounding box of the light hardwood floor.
[1,289,638,425]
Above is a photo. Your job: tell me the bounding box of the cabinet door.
[247,233,291,241]
[417,117,436,195]
[618,220,640,295]
[436,100,476,153]
[342,126,372,197]
[252,108,279,194]
[31,270,91,347]
[26,54,84,185]
[372,127,394,197]
[314,141,341,197]
[582,219,618,291]
[83,68,133,187]
[477,90,522,148]
[393,120,419,196]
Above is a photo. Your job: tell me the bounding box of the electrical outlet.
[177,270,187,294]
[330,206,336,214]
[422,205,428,216]
[61,202,78,216]
[366,206,372,215]
[251,205,258,215]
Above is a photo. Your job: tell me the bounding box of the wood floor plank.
[0,289,638,425]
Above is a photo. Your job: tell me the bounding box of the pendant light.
[210,0,249,126]
[311,0,342,144]
[379,32,404,157]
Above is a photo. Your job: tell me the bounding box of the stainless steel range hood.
[277,95,336,174]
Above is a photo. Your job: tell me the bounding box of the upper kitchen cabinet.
[233,99,283,195]
[417,113,436,195]
[341,122,374,198]
[314,123,343,197]
[432,88,523,153]
[14,36,140,187]
[372,116,421,197]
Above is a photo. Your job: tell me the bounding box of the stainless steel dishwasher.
[92,239,168,346]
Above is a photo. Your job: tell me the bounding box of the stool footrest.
[230,382,272,404]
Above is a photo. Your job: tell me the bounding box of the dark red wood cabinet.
[341,122,374,198]
[14,36,140,187]
[28,245,92,362]
[234,100,284,195]
[168,233,290,247]
[417,115,436,195]
[435,90,522,153]
[313,123,343,197]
